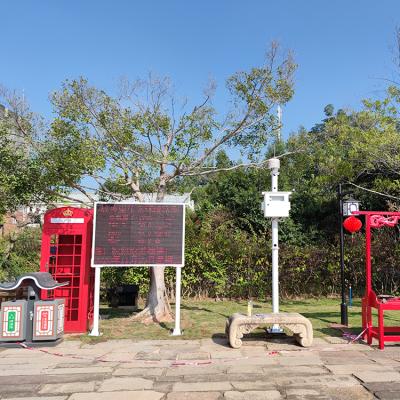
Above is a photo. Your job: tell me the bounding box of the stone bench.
[225,312,313,349]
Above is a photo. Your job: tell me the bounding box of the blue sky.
[1,0,400,159]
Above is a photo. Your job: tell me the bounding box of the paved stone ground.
[1,336,400,399]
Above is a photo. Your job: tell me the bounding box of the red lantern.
[343,216,362,242]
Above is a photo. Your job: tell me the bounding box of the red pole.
[365,214,372,343]
[365,215,371,295]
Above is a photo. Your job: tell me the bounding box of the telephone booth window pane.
[70,310,78,321]
[59,236,74,245]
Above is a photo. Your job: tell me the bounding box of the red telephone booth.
[39,207,95,333]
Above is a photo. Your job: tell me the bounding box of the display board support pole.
[89,267,102,336]
[171,266,183,336]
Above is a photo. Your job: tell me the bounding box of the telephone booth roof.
[43,207,93,226]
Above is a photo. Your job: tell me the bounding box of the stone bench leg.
[225,319,260,349]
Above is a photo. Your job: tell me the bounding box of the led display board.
[92,202,185,267]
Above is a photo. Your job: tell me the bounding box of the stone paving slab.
[0,383,39,394]
[324,337,348,344]
[44,366,114,375]
[224,391,281,399]
[362,382,400,392]
[101,352,137,361]
[370,358,400,366]
[278,356,322,365]
[325,363,389,374]
[285,388,332,399]
[161,344,201,353]
[177,352,209,360]
[312,338,329,345]
[210,350,243,359]
[53,361,120,368]
[0,368,46,376]
[209,374,267,383]
[39,381,97,394]
[113,367,165,376]
[69,391,164,400]
[118,362,169,369]
[354,371,400,382]
[365,351,400,359]
[0,358,30,365]
[279,351,322,358]
[262,366,329,378]
[173,381,232,391]
[0,373,108,385]
[240,349,273,356]
[166,392,222,399]
[5,397,68,400]
[0,363,59,370]
[274,375,360,388]
[322,357,379,365]
[322,350,368,358]
[0,349,45,357]
[230,381,277,391]
[98,376,153,391]
[123,345,160,353]
[226,365,264,374]
[43,340,82,349]
[166,364,227,376]
[375,392,400,400]
[80,339,132,349]
[47,349,110,357]
[212,356,279,366]
[326,385,376,399]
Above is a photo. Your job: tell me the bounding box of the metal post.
[171,266,183,335]
[269,165,283,333]
[89,267,102,336]
[26,280,39,343]
[338,184,348,326]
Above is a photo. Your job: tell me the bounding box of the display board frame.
[91,202,186,268]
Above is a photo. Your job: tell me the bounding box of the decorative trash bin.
[1,300,27,341]
[116,285,139,309]
[33,299,65,341]
[0,272,69,347]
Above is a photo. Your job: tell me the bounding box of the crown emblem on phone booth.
[63,208,74,217]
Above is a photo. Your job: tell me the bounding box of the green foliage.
[0,227,42,282]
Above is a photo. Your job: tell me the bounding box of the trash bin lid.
[0,272,69,291]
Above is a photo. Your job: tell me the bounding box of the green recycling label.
[7,312,16,332]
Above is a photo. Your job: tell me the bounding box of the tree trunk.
[145,266,166,315]
[131,165,173,322]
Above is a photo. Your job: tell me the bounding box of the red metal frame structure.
[354,211,400,349]
[39,207,95,333]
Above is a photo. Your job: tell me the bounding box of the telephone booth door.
[40,207,94,333]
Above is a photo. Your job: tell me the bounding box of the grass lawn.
[68,297,397,344]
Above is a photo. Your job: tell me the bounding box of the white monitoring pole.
[262,158,292,334]
[269,158,282,333]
